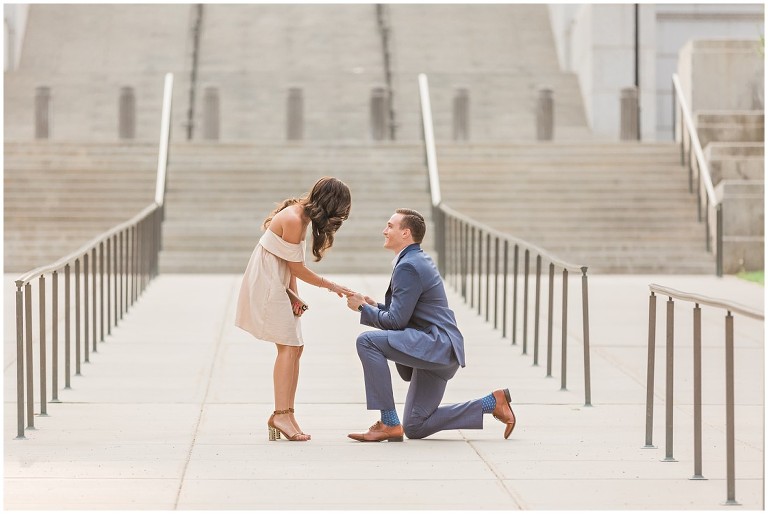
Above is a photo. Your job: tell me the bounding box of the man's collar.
[391,243,420,268]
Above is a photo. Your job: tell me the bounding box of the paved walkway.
[3,272,764,509]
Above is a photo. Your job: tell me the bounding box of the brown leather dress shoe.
[492,388,517,439]
[348,421,404,442]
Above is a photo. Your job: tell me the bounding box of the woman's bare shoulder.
[271,204,305,244]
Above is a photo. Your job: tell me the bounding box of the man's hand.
[364,295,377,306]
[347,292,366,312]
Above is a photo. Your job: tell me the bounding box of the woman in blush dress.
[235,177,353,441]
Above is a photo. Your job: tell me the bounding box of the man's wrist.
[357,304,363,312]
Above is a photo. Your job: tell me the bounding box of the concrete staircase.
[158,143,435,274]
[388,4,591,141]
[193,4,385,141]
[437,142,716,274]
[4,4,192,142]
[8,6,709,276]
[4,142,158,272]
[6,4,590,143]
[5,141,715,275]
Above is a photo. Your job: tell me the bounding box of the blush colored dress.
[235,229,305,346]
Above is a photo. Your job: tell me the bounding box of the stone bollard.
[370,87,388,141]
[536,87,554,141]
[286,87,303,141]
[34,86,51,139]
[620,87,639,140]
[118,87,136,140]
[453,87,469,141]
[202,87,220,141]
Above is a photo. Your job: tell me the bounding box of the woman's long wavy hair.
[262,177,351,261]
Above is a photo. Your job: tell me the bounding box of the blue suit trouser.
[356,331,484,439]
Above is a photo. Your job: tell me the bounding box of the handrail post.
[100,241,105,341]
[84,253,89,363]
[705,196,711,251]
[580,267,592,407]
[24,283,34,429]
[691,304,705,479]
[106,239,111,336]
[522,249,529,355]
[493,237,499,330]
[15,283,25,439]
[447,216,454,288]
[470,227,475,308]
[461,223,468,300]
[75,258,81,376]
[477,229,483,316]
[644,292,657,448]
[723,312,739,505]
[512,245,519,345]
[434,206,446,277]
[663,297,676,462]
[91,248,97,352]
[113,235,118,327]
[133,225,138,304]
[64,264,71,389]
[118,232,124,321]
[533,255,541,365]
[51,271,60,403]
[560,268,568,391]
[546,263,555,378]
[485,233,490,322]
[38,275,47,416]
[671,78,677,143]
[716,205,723,277]
[502,240,508,339]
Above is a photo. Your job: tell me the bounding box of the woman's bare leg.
[288,346,306,435]
[271,344,308,441]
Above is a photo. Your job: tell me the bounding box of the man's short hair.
[396,208,426,243]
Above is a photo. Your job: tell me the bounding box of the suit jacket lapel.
[385,244,421,307]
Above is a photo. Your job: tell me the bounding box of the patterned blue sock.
[380,409,401,426]
[481,393,497,414]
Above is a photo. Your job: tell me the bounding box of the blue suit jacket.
[359,243,465,380]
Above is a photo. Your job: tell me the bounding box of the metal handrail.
[672,74,717,205]
[418,74,441,207]
[13,73,174,440]
[671,73,723,276]
[155,72,174,206]
[441,204,587,273]
[644,283,763,505]
[418,72,592,406]
[649,283,763,320]
[15,204,158,286]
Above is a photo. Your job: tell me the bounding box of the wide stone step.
[449,188,694,198]
[158,250,432,274]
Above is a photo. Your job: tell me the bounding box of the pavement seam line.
[173,276,237,510]
[462,430,526,509]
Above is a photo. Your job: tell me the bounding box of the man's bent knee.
[356,332,381,361]
[403,417,428,440]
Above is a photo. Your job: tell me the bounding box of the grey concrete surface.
[3,272,764,510]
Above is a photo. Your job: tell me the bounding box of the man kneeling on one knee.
[346,208,517,442]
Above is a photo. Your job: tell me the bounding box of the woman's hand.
[327,281,354,298]
[292,301,305,317]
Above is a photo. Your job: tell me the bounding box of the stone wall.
[677,39,764,113]
[677,38,765,273]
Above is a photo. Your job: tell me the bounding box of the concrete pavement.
[3,272,764,509]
